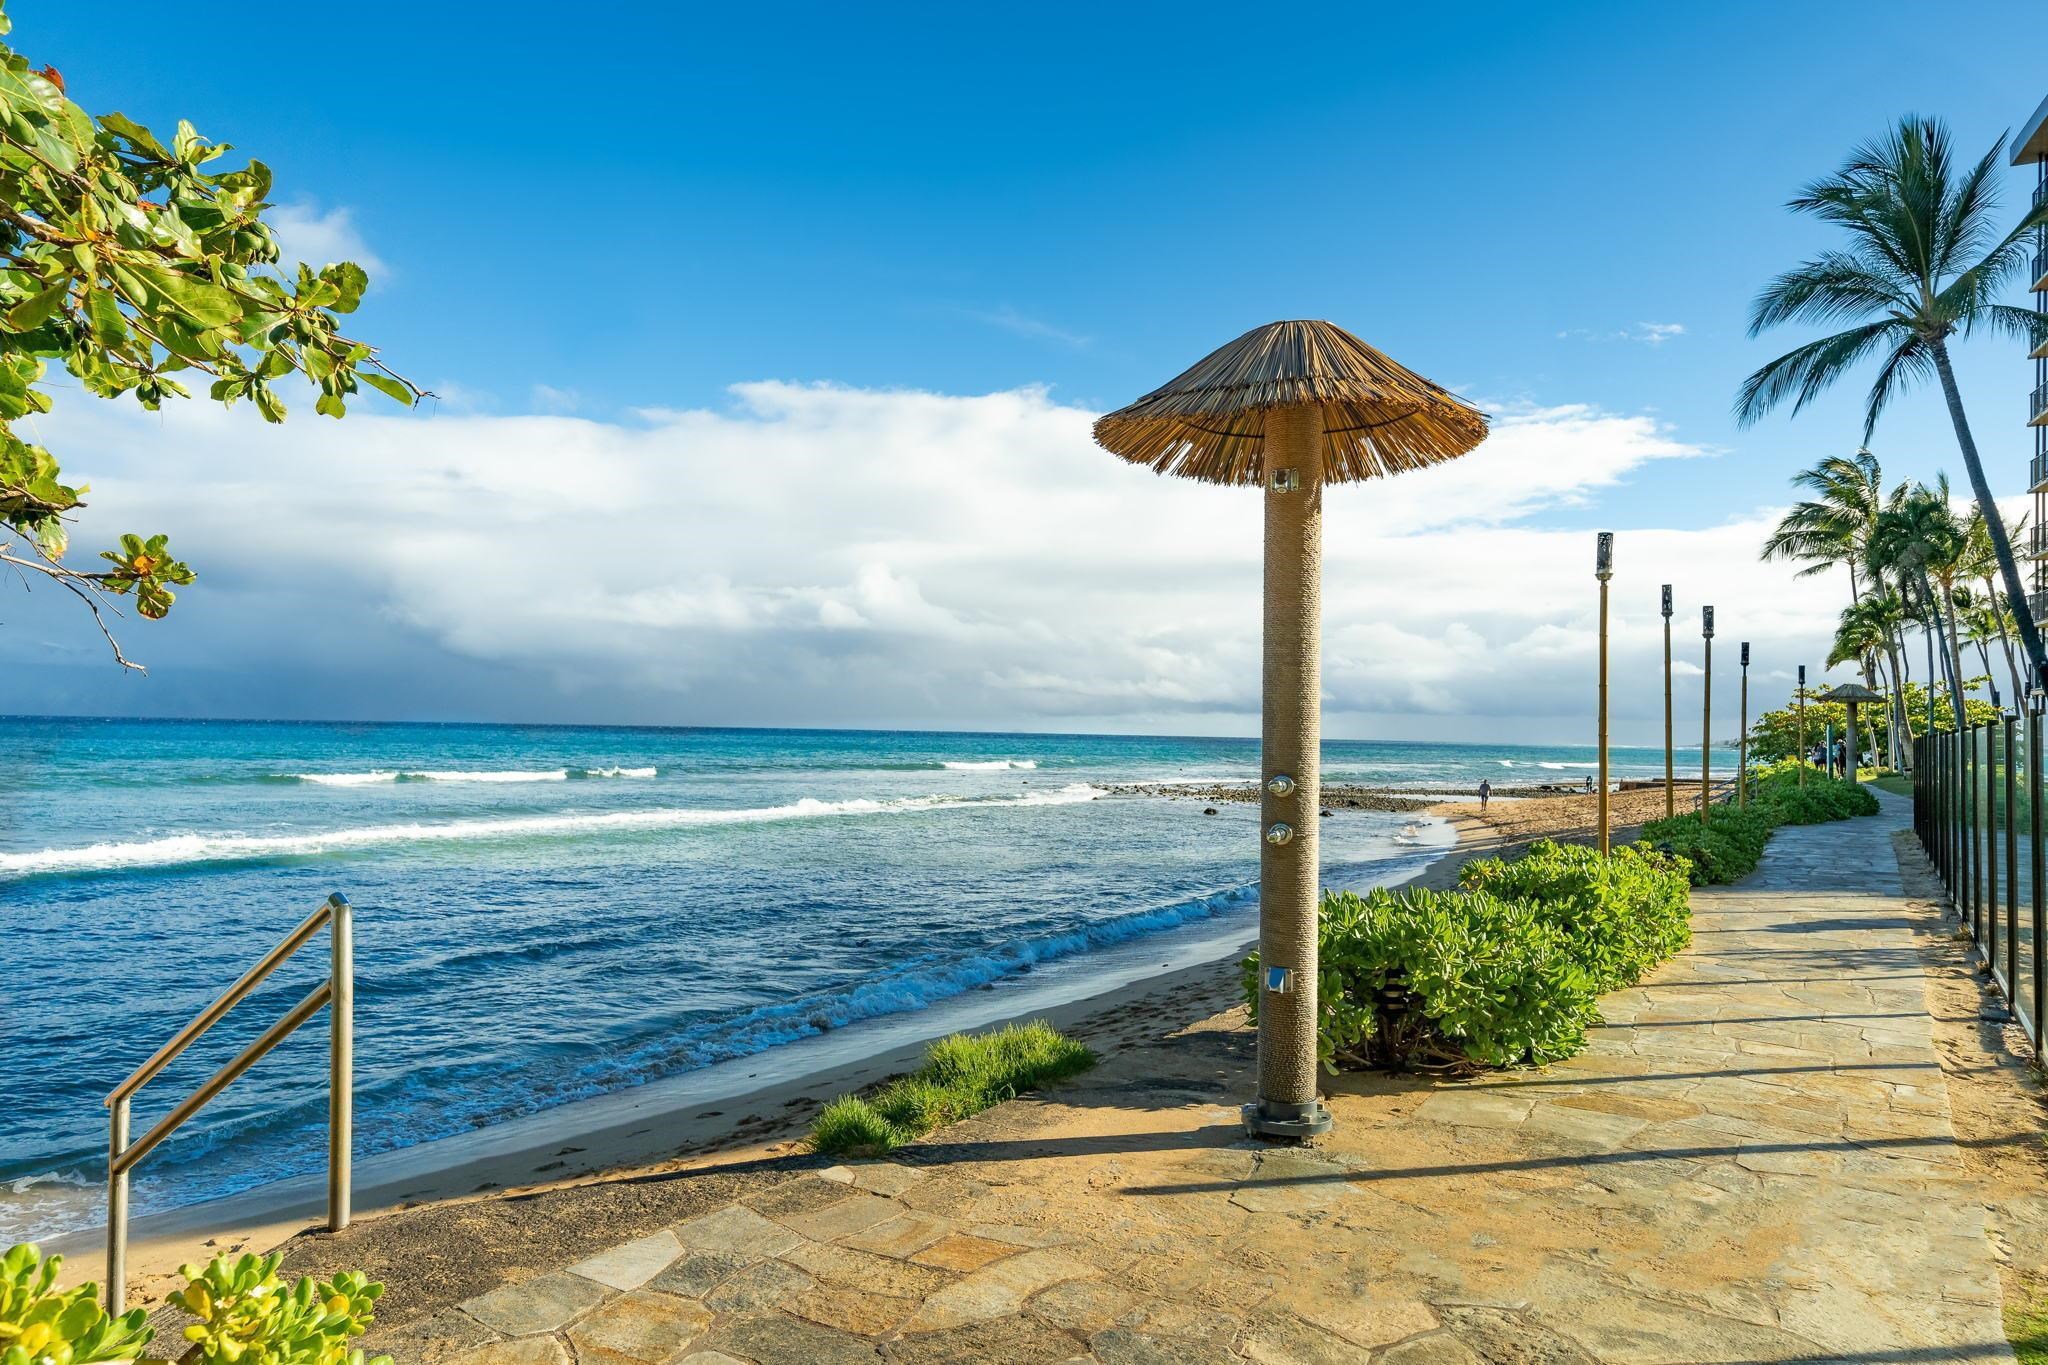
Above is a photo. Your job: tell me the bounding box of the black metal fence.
[1913,719,2045,1044]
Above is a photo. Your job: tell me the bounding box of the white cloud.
[953,306,1091,348]
[25,383,1856,739]
[1557,322,1687,346]
[267,202,388,277]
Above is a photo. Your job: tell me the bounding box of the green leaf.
[132,265,239,328]
[360,371,414,407]
[253,384,285,423]
[98,110,170,160]
[320,262,368,313]
[5,281,66,331]
[84,286,128,344]
[315,392,345,418]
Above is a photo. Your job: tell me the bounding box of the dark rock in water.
[808,1015,833,1032]
[978,982,997,991]
[1320,809,1332,817]
[1203,807,1218,815]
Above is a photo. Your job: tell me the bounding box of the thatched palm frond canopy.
[1818,682,1884,703]
[1092,319,1488,487]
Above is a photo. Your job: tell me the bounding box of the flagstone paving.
[374,796,2017,1363]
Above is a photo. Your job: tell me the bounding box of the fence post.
[1983,725,1994,946]
[2007,713,2019,997]
[329,893,353,1232]
[2032,703,2044,1046]
[106,1097,129,1315]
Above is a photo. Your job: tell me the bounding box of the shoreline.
[47,806,1483,1302]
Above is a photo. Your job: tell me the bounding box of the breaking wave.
[0,785,1106,878]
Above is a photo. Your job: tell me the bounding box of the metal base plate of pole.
[1242,1099,1334,1138]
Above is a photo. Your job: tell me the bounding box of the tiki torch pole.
[1738,642,1750,808]
[1597,533,1613,855]
[1662,584,1674,819]
[1798,664,1808,788]
[1701,606,1714,823]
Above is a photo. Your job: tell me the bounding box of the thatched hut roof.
[1818,682,1884,704]
[1092,319,1488,487]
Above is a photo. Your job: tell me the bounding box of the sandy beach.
[45,784,1684,1310]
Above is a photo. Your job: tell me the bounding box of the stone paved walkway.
[381,796,2017,1364]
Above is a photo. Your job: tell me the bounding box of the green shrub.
[0,1243,149,1364]
[810,1021,1095,1156]
[0,1244,390,1365]
[1460,840,1692,990]
[1749,766,1881,823]
[1246,886,1600,1073]
[1638,803,1775,884]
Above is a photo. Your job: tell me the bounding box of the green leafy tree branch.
[0,0,422,668]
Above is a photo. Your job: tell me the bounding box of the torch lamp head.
[1741,642,1750,668]
[1702,605,1714,639]
[1595,531,1614,582]
[1660,584,1672,617]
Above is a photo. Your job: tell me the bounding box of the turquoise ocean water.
[0,718,1701,1239]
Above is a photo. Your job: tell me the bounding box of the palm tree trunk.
[1882,636,1914,768]
[1984,575,2027,703]
[1942,593,1970,717]
[1933,341,2044,690]
[1976,639,1997,704]
[1920,574,1968,722]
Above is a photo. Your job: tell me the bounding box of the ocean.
[0,718,1704,1241]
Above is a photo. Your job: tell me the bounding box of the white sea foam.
[1536,761,1601,770]
[287,767,655,784]
[940,759,1038,770]
[0,785,1106,878]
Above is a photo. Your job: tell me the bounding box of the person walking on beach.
[1478,778,1491,811]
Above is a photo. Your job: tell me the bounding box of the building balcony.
[2035,383,2048,426]
[2033,453,2048,492]
[2034,247,2048,294]
[2033,331,2048,360]
[2037,180,2048,212]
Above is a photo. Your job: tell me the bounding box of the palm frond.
[1735,321,1902,427]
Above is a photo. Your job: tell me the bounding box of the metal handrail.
[103,893,354,1313]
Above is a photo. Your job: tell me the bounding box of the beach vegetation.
[1244,843,1691,1073]
[808,1020,1095,1157]
[0,1243,390,1365]
[0,0,421,669]
[1460,840,1693,991]
[0,1243,149,1363]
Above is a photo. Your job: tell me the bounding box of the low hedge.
[1244,841,1691,1074]
[1638,768,1878,884]
[1460,840,1692,991]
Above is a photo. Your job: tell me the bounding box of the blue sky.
[8,1,2048,738]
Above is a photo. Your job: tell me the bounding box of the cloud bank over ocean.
[10,384,1845,741]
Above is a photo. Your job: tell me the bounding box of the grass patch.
[1867,772,1912,797]
[809,1020,1096,1157]
[2008,1296,2048,1365]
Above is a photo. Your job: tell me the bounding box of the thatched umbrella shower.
[1094,320,1487,1138]
[1820,681,1883,787]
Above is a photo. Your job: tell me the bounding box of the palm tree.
[1738,116,2048,689]
[1855,588,1915,765]
[1870,479,1972,722]
[1761,450,1918,761]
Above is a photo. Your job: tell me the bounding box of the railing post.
[2007,713,2019,998]
[2032,703,2044,1046]
[106,1097,129,1314]
[1983,724,1994,945]
[328,893,353,1232]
